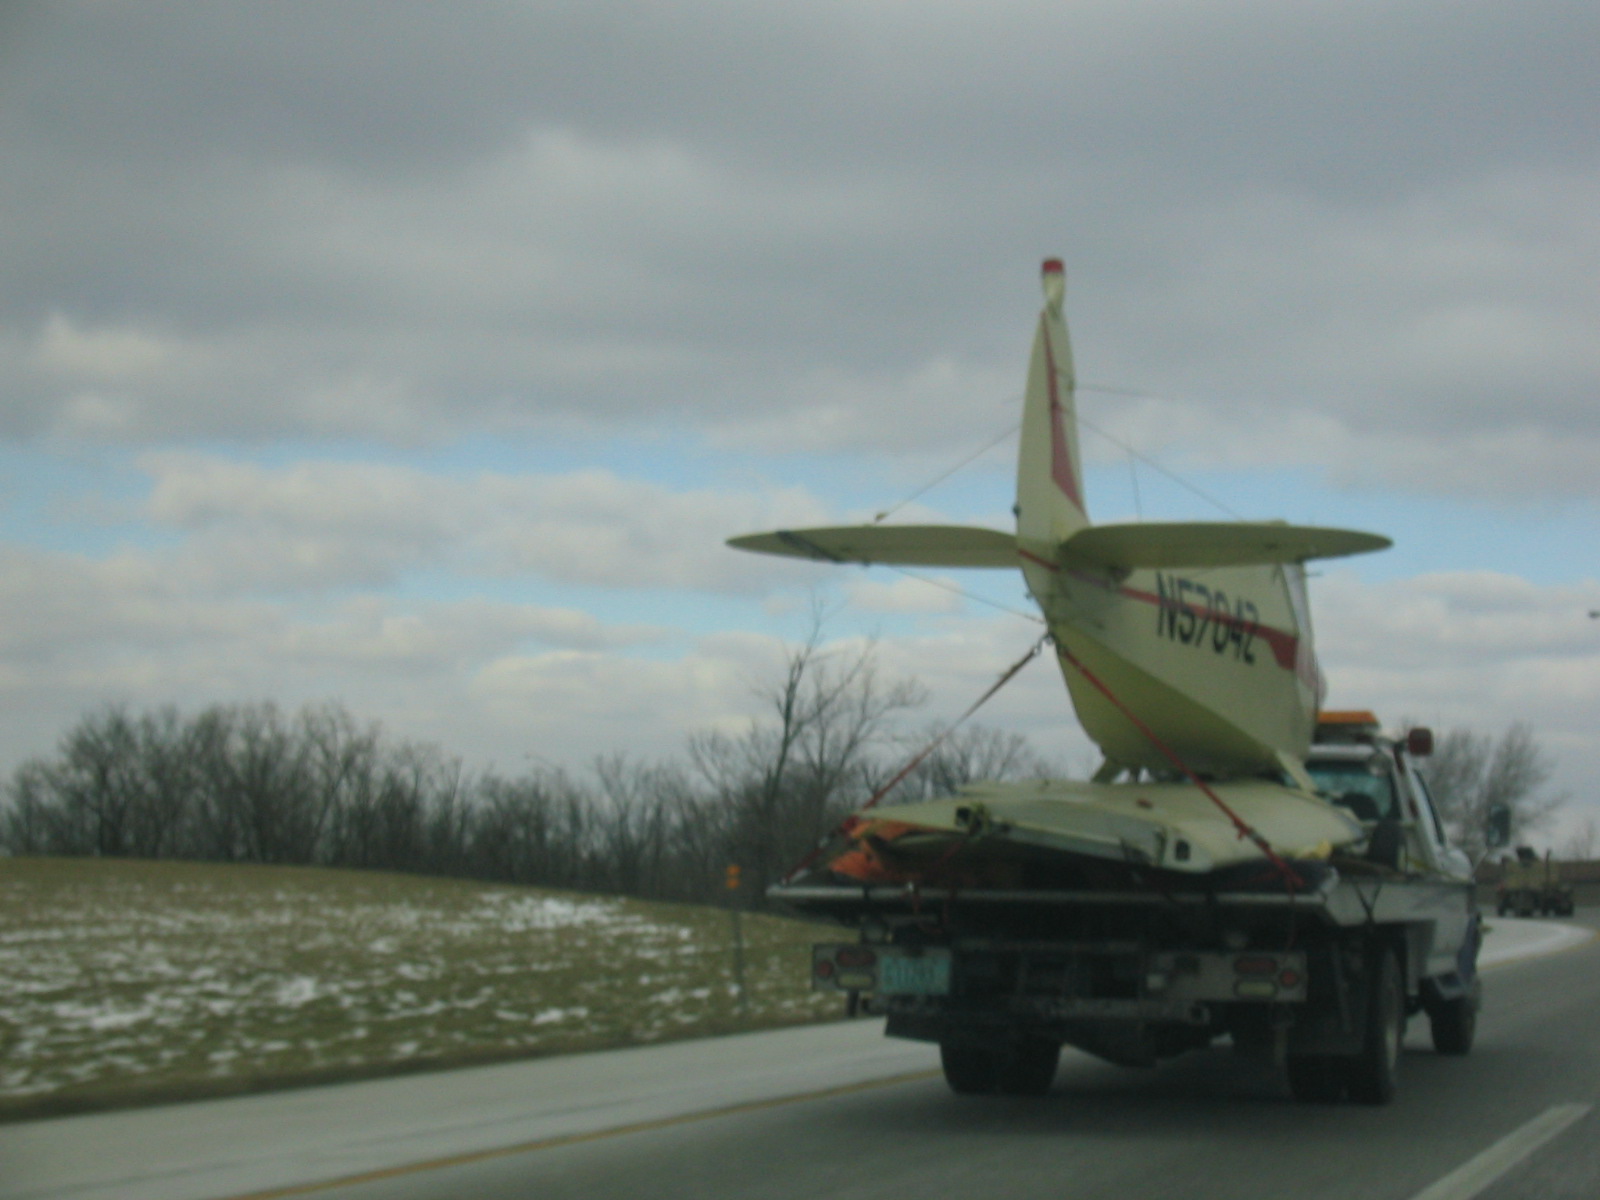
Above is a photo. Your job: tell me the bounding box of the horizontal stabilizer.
[727,524,1017,568]
[1061,521,1391,570]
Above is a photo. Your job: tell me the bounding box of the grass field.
[0,857,845,1119]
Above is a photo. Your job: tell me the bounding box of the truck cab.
[792,710,1483,1106]
[1305,711,1472,881]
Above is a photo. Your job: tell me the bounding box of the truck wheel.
[1286,1055,1344,1103]
[998,1038,1060,1096]
[1344,948,1404,1105]
[940,1043,1000,1094]
[1429,986,1478,1056]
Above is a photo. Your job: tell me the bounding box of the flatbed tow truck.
[781,713,1481,1104]
[732,261,1482,1105]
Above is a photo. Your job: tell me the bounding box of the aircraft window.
[1305,760,1397,822]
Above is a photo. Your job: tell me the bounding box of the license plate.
[879,952,952,995]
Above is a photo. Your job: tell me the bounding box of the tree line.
[1,634,1566,902]
[0,639,1051,907]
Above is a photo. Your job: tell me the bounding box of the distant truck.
[786,712,1482,1106]
[1496,847,1575,918]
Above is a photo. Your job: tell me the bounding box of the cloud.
[1,2,1597,834]
[1,514,1595,827]
[1313,567,1600,806]
[0,538,674,774]
[130,452,833,595]
[1,3,1592,500]
[844,574,967,615]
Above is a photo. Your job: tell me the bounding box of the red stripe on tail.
[1043,329,1084,510]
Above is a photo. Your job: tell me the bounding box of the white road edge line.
[1405,1103,1591,1200]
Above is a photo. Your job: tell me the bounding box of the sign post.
[726,864,749,1017]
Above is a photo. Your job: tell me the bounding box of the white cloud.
[1314,568,1600,810]
[3,4,1591,503]
[131,452,834,595]
[34,312,185,382]
[844,574,966,615]
[2,513,1594,833]
[470,468,831,592]
[2,1,1597,840]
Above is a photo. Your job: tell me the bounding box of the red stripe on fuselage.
[1054,566,1319,689]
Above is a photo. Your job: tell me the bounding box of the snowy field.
[0,858,840,1117]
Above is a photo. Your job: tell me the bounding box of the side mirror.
[1406,727,1434,757]
[1485,803,1512,850]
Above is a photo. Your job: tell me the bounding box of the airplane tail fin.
[1016,259,1090,549]
[725,259,1391,579]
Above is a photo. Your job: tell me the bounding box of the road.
[3,917,1596,1200]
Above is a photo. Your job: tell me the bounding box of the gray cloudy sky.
[1,1,1597,837]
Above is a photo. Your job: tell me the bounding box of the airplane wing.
[727,524,1017,568]
[1061,521,1391,570]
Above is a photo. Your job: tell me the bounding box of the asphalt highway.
[5,917,1597,1200]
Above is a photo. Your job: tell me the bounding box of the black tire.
[940,1043,1000,1094]
[940,1039,1060,1096]
[998,1038,1060,1096]
[1286,1055,1344,1103]
[1429,984,1478,1056]
[1344,947,1404,1105]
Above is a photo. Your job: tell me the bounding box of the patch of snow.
[532,1006,587,1025]
[272,977,325,1007]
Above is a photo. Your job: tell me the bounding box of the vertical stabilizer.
[1016,259,1089,549]
[728,257,1393,785]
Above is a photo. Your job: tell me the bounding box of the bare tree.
[56,706,144,856]
[689,632,924,900]
[892,724,1053,804]
[464,768,593,889]
[1424,723,1563,860]
[1,760,77,854]
[126,708,205,859]
[0,646,1056,909]
[2,706,202,858]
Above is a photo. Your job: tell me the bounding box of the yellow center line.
[222,1068,942,1200]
